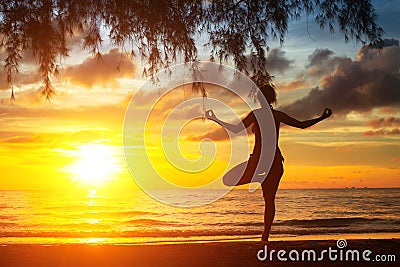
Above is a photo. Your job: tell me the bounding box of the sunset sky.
[0,0,399,191]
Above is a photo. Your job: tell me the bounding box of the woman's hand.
[321,108,332,120]
[206,109,218,121]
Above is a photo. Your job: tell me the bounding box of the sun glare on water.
[66,144,120,186]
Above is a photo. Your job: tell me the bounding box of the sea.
[1,188,399,245]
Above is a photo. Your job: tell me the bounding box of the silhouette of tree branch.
[0,0,383,100]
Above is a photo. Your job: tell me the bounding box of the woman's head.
[258,84,277,106]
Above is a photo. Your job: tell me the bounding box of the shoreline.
[1,232,400,246]
[1,239,398,267]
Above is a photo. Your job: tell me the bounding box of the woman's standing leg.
[261,160,283,241]
[262,197,276,241]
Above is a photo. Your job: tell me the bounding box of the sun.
[66,144,120,186]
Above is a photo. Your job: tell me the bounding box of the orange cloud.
[0,68,42,90]
[362,128,400,136]
[185,123,253,142]
[335,147,353,151]
[186,127,229,141]
[0,130,117,146]
[62,48,136,87]
[276,79,309,91]
[363,116,400,136]
[366,117,400,129]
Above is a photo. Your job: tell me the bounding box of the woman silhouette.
[206,84,332,241]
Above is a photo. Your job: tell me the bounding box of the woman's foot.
[261,232,269,242]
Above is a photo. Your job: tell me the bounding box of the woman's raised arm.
[278,108,332,129]
[206,110,254,133]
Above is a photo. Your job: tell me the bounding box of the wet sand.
[1,239,399,266]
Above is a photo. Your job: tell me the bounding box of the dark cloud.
[277,48,345,90]
[306,48,334,67]
[247,48,293,74]
[306,49,348,79]
[62,48,136,87]
[265,49,294,73]
[280,39,400,119]
[381,38,399,47]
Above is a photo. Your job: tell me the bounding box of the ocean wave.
[2,189,400,244]
[0,229,261,238]
[2,227,400,239]
[38,210,155,219]
[123,218,179,226]
[201,217,399,228]
[274,217,389,227]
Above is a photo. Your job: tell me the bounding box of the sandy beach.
[1,239,398,267]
